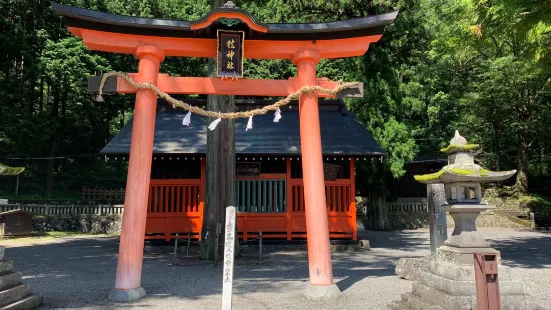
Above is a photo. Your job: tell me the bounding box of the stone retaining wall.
[387,211,429,230]
[446,210,524,229]
[32,214,122,235]
[382,209,524,231]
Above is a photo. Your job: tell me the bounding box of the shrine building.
[101,99,386,242]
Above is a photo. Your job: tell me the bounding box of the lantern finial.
[450,130,467,146]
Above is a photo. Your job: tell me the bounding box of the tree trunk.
[514,95,530,194]
[515,138,529,194]
[38,76,44,114]
[46,84,59,197]
[200,0,236,260]
[120,107,125,129]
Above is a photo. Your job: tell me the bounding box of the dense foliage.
[0,0,550,198]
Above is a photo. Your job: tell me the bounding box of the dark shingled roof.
[51,2,398,41]
[101,102,386,156]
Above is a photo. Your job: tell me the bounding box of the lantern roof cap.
[413,164,516,184]
[0,163,24,176]
[440,130,479,154]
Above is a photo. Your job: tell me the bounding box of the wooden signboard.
[222,206,236,310]
[236,162,260,176]
[217,30,244,79]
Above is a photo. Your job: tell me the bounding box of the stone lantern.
[414,130,516,263]
[389,131,535,310]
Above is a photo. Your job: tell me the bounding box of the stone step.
[420,271,526,296]
[401,292,444,310]
[0,285,30,307]
[0,262,13,277]
[412,282,475,310]
[0,274,21,292]
[387,300,413,310]
[500,295,538,310]
[0,295,43,310]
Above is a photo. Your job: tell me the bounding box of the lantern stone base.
[437,245,500,265]
[388,259,537,310]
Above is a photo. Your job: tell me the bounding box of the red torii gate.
[52,2,397,302]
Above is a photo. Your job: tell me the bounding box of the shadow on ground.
[4,229,550,309]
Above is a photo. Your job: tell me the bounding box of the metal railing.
[387,202,428,212]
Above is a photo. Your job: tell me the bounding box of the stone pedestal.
[389,260,535,310]
[395,257,431,282]
[0,247,43,309]
[389,205,539,309]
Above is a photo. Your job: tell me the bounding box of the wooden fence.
[0,204,124,215]
[82,187,125,202]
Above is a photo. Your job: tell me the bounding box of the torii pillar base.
[109,287,146,302]
[304,284,341,301]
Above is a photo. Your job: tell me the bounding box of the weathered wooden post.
[222,206,236,310]
[200,0,236,260]
[474,253,501,310]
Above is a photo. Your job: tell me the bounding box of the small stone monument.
[0,245,43,309]
[389,131,537,310]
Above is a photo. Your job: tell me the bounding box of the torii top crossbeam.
[52,2,397,59]
[51,1,397,302]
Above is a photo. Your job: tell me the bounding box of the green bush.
[520,195,551,226]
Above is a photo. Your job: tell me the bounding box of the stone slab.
[1,295,43,310]
[304,283,341,301]
[412,282,474,310]
[108,287,146,302]
[420,270,526,296]
[0,285,30,307]
[359,240,371,251]
[387,300,413,310]
[395,257,431,281]
[429,259,511,281]
[0,273,21,292]
[401,292,444,310]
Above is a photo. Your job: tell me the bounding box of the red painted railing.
[145,179,204,241]
[144,159,357,241]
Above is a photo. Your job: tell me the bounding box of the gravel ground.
[5,228,550,310]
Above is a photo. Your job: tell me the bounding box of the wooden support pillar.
[293,50,335,290]
[349,159,357,240]
[110,45,164,302]
[286,157,292,241]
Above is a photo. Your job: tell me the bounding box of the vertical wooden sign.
[217,30,244,79]
[222,206,236,310]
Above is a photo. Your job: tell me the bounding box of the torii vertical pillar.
[293,50,340,299]
[109,46,165,302]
